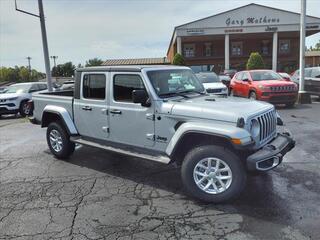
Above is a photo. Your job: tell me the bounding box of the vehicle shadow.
[67,145,291,224]
[0,114,23,120]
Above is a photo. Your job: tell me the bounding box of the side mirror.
[242,78,249,82]
[132,89,150,107]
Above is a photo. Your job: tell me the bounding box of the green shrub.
[172,53,185,66]
[246,52,265,70]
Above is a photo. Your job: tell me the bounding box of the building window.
[83,74,106,100]
[204,43,212,57]
[113,75,145,102]
[183,44,195,58]
[261,40,270,55]
[231,42,243,56]
[279,40,290,54]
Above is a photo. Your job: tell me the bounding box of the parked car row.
[0,80,75,118]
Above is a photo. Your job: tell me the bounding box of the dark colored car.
[291,67,320,97]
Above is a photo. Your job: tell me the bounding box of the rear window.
[82,74,106,100]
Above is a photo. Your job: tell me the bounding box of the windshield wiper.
[159,92,189,98]
[177,90,207,95]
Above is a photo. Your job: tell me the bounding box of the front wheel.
[46,122,75,160]
[249,91,257,100]
[181,145,246,203]
[19,100,32,117]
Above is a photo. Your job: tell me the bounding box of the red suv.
[230,70,298,107]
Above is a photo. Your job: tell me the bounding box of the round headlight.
[250,119,260,138]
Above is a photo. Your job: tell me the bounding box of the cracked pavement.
[0,103,320,240]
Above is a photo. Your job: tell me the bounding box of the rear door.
[74,72,110,140]
[108,72,155,148]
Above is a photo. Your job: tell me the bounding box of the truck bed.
[33,90,74,123]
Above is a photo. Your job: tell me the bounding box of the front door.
[74,72,110,140]
[108,72,155,148]
[240,72,250,97]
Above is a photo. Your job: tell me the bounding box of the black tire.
[285,102,295,108]
[249,91,257,100]
[19,100,31,117]
[181,145,246,203]
[46,122,75,160]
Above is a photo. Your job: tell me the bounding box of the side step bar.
[70,137,171,164]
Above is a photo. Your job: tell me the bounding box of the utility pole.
[26,56,32,80]
[298,0,311,103]
[50,56,58,68]
[15,0,53,91]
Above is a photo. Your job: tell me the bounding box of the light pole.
[15,0,53,91]
[26,56,32,80]
[298,0,311,103]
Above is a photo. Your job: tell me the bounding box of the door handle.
[110,109,122,115]
[82,106,92,111]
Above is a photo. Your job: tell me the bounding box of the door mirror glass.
[132,89,150,107]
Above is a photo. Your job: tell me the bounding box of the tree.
[52,62,75,77]
[85,58,103,67]
[0,66,44,83]
[18,67,30,81]
[172,53,185,66]
[246,52,265,70]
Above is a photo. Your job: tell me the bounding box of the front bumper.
[247,132,295,171]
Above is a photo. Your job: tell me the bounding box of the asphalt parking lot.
[0,103,320,240]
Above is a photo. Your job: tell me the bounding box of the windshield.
[250,71,282,81]
[5,84,31,94]
[196,73,220,83]
[147,69,205,98]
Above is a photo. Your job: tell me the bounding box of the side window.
[236,72,243,80]
[311,68,320,78]
[38,84,47,90]
[114,75,145,102]
[242,72,249,81]
[83,74,106,100]
[29,84,39,92]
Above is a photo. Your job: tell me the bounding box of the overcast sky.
[0,0,319,72]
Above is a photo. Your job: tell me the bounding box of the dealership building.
[167,3,320,73]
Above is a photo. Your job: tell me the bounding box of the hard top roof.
[76,65,190,72]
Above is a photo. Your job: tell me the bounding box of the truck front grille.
[250,109,277,148]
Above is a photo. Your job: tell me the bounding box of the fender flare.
[41,105,78,135]
[166,122,251,156]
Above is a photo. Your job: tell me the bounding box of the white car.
[196,72,228,95]
[0,82,47,117]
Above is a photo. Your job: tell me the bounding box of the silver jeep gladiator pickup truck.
[30,65,295,202]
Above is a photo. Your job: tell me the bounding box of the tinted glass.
[114,75,145,102]
[83,74,106,100]
[196,73,219,83]
[250,71,282,81]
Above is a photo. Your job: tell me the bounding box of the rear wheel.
[249,91,257,100]
[46,122,75,160]
[181,145,246,203]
